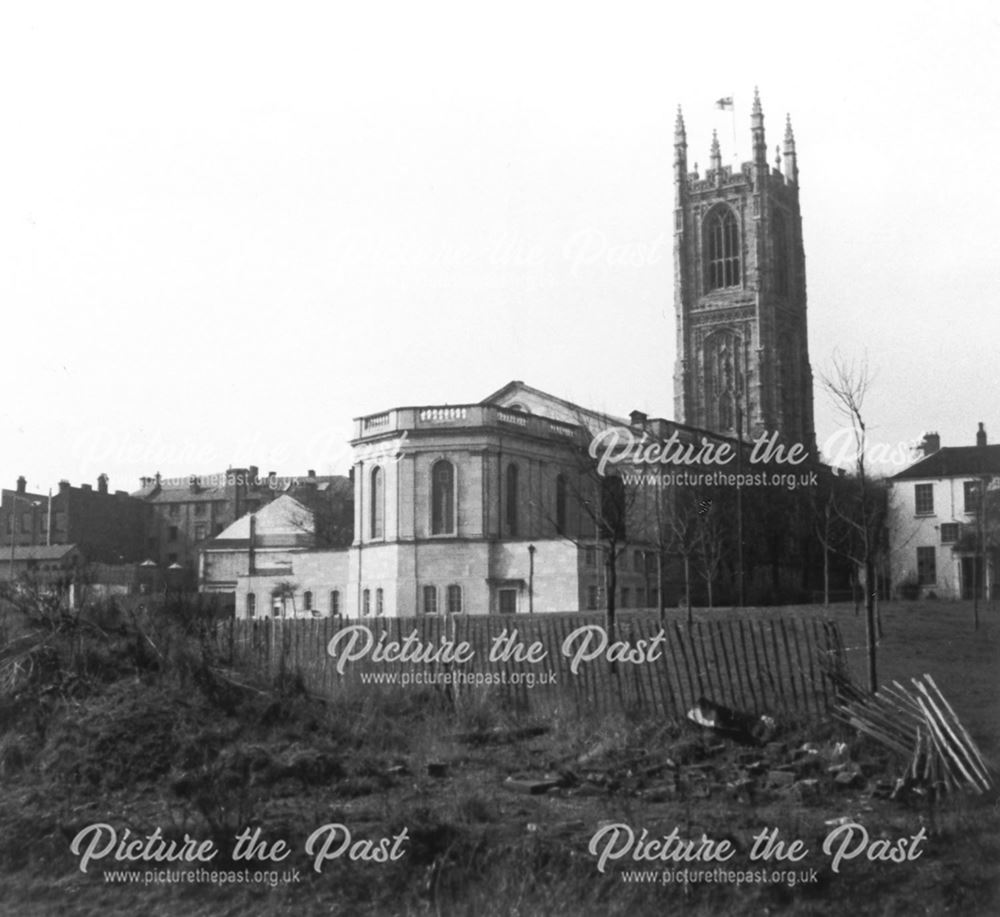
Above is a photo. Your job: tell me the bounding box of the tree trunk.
[605,550,617,674]
[823,543,830,608]
[865,555,878,693]
[657,552,665,626]
[684,554,692,627]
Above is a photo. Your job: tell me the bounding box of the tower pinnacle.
[782,114,798,184]
[751,87,766,166]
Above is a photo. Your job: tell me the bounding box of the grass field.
[0,598,997,916]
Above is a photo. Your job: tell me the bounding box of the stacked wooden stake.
[834,674,993,796]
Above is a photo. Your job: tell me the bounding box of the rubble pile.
[500,728,892,806]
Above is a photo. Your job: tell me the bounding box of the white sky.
[2,0,998,493]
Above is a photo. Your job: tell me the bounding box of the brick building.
[134,467,352,582]
[1,474,144,566]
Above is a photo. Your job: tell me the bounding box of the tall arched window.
[431,460,455,534]
[555,474,567,535]
[370,466,384,539]
[706,207,741,290]
[505,463,519,536]
[773,210,789,296]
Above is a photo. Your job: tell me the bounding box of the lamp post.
[528,544,536,614]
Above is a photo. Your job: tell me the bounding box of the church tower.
[673,90,815,449]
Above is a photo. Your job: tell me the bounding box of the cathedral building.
[673,90,815,451]
[201,89,824,616]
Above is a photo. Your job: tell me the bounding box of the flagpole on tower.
[715,95,738,164]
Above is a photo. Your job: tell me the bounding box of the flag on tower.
[715,97,734,110]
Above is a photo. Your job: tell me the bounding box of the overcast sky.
[2,1,998,493]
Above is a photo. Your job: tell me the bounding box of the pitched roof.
[208,495,314,543]
[132,474,233,502]
[891,445,1000,481]
[4,544,81,562]
[481,380,629,428]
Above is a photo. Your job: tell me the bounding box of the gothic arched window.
[703,330,744,434]
[706,207,741,290]
[431,460,455,534]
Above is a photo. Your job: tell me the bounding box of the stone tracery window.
[706,206,741,290]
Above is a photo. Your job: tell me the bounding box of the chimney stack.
[629,410,648,428]
[59,480,71,495]
[920,432,941,456]
[976,422,987,448]
[98,473,109,494]
[16,476,26,495]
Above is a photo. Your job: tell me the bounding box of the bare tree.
[960,473,999,629]
[821,353,885,692]
[528,413,650,659]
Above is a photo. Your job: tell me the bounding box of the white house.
[888,424,999,600]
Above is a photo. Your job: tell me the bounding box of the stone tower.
[673,89,815,449]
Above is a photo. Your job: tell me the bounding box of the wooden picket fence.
[216,610,848,722]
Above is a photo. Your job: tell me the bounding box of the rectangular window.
[633,551,643,572]
[21,512,32,533]
[303,591,313,612]
[940,523,959,544]
[917,546,936,586]
[375,587,384,616]
[5,515,11,534]
[964,480,981,514]
[40,513,47,532]
[246,593,256,618]
[195,503,206,516]
[499,588,517,615]
[168,526,179,542]
[586,585,598,610]
[423,585,438,615]
[169,504,181,518]
[447,584,463,614]
[167,553,178,564]
[914,484,934,515]
[194,523,207,542]
[649,587,659,607]
[621,587,631,608]
[330,590,340,615]
[636,587,645,607]
[585,546,596,567]
[362,588,371,616]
